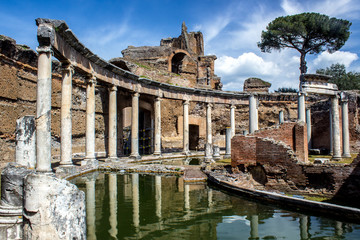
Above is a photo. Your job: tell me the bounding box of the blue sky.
[1,0,360,91]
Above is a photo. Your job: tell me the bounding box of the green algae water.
[73,172,360,239]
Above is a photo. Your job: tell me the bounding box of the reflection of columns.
[184,184,190,210]
[298,92,306,122]
[299,215,309,240]
[132,174,140,229]
[131,93,140,159]
[249,94,258,134]
[250,215,259,239]
[341,96,351,158]
[36,46,52,172]
[207,188,213,212]
[155,176,162,220]
[183,100,190,154]
[306,108,312,149]
[84,76,96,163]
[86,179,96,240]
[108,174,118,238]
[230,105,236,137]
[279,110,284,124]
[108,86,118,160]
[60,63,74,166]
[154,97,162,155]
[225,128,231,158]
[335,221,343,236]
[331,95,341,160]
[205,103,213,161]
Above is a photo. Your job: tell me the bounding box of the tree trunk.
[299,51,307,90]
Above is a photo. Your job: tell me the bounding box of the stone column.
[225,127,231,158]
[279,110,284,124]
[341,96,351,158]
[84,76,97,166]
[250,215,259,239]
[298,92,306,122]
[230,105,236,137]
[86,179,96,240]
[131,92,140,159]
[306,108,312,149]
[205,103,213,162]
[132,174,140,229]
[35,46,52,172]
[60,63,74,166]
[331,95,341,160]
[108,85,118,160]
[154,97,162,155]
[16,116,36,168]
[183,100,190,154]
[249,94,258,134]
[108,174,118,238]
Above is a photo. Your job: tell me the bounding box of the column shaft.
[205,103,213,161]
[183,100,189,154]
[249,95,257,134]
[108,86,117,159]
[279,110,284,124]
[131,93,140,158]
[230,105,236,137]
[60,64,73,166]
[331,96,341,160]
[306,108,312,149]
[36,46,52,172]
[85,77,96,162]
[341,100,351,157]
[298,93,306,122]
[225,128,231,157]
[154,97,162,155]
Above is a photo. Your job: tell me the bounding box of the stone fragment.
[15,116,36,168]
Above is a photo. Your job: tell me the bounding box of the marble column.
[108,85,117,160]
[230,105,236,137]
[331,95,342,160]
[108,174,118,238]
[60,63,74,166]
[35,46,52,172]
[225,127,231,158]
[86,179,96,240]
[298,92,306,122]
[131,93,140,159]
[341,97,351,157]
[306,108,312,149]
[249,94,258,134]
[84,76,97,166]
[279,110,284,124]
[154,97,162,155]
[250,215,259,239]
[183,100,190,154]
[132,174,140,229]
[205,103,213,162]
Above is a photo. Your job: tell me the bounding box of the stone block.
[314,158,330,164]
[15,116,36,168]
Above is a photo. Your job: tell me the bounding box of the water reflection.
[73,173,360,239]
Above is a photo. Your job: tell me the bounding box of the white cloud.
[281,0,303,15]
[313,51,359,68]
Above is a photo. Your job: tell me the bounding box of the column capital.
[36,46,52,54]
[183,100,190,105]
[132,92,140,98]
[207,103,213,108]
[109,85,117,92]
[86,75,96,85]
[230,104,236,109]
[155,96,162,102]
[61,63,74,75]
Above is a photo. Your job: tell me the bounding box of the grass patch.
[303,195,331,202]
[217,158,231,164]
[134,61,151,70]
[308,153,357,164]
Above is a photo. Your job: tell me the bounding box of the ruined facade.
[243,77,271,93]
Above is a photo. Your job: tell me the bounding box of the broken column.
[154,96,162,155]
[205,103,213,162]
[183,100,190,154]
[60,63,74,167]
[15,116,36,168]
[249,94,258,134]
[224,127,231,158]
[340,93,351,158]
[131,92,140,159]
[84,75,97,166]
[230,105,236,137]
[331,94,341,160]
[108,85,118,160]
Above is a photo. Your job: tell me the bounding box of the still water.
[73,172,360,239]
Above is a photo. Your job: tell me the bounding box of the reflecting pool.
[73,172,360,239]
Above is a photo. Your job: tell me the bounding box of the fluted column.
[249,94,258,134]
[298,92,306,122]
[60,63,74,166]
[341,96,351,158]
[154,97,162,155]
[36,46,52,172]
[230,105,236,137]
[84,76,97,165]
[131,92,140,159]
[205,103,213,162]
[108,174,118,238]
[183,100,190,154]
[108,85,117,160]
[331,95,341,160]
[306,108,312,149]
[279,110,284,124]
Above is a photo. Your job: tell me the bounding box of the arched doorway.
[171,52,187,74]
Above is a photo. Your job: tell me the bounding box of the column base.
[153,151,162,156]
[56,165,76,174]
[183,151,190,156]
[130,154,141,160]
[108,156,118,161]
[81,158,99,168]
[204,156,214,164]
[224,154,231,159]
[342,153,351,158]
[331,156,342,161]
